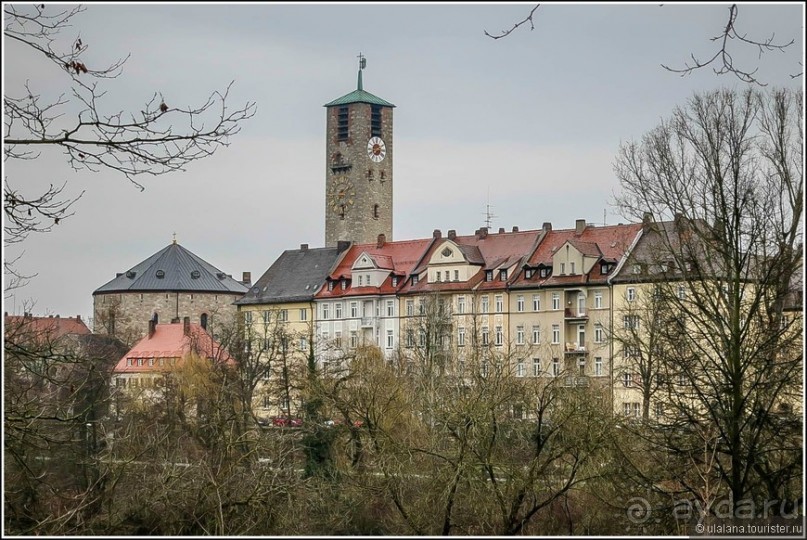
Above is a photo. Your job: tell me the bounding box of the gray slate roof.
[236,246,343,305]
[93,243,248,295]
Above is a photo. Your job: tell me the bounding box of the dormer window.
[412,275,419,285]
[485,270,493,281]
[601,263,611,274]
[540,267,550,278]
[392,276,398,287]
[632,264,642,275]
[442,247,452,257]
[341,279,346,290]
[525,269,533,279]
[499,269,507,281]
[328,281,334,291]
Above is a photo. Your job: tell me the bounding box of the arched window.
[200,313,208,330]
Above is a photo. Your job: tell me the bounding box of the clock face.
[328,178,355,215]
[367,136,386,163]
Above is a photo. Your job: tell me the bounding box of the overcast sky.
[3,2,803,323]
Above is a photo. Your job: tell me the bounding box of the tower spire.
[357,52,366,90]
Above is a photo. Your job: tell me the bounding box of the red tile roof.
[113,321,234,373]
[316,238,434,299]
[4,314,91,341]
[511,223,642,288]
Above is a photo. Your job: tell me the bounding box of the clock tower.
[324,55,395,247]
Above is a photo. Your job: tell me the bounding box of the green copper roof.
[324,68,395,108]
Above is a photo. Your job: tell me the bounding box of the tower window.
[371,105,382,137]
[373,204,379,219]
[337,106,349,141]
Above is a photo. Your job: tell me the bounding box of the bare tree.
[613,87,803,511]
[3,4,256,249]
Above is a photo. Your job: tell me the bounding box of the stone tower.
[324,56,395,247]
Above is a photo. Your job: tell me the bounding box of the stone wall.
[93,291,242,345]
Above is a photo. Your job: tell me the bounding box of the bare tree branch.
[661,4,796,86]
[484,4,540,40]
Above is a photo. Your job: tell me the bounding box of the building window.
[418,330,426,347]
[678,285,686,299]
[495,295,503,313]
[578,358,586,375]
[300,308,308,321]
[412,274,419,285]
[623,373,633,387]
[457,296,466,314]
[533,358,541,377]
[386,300,394,317]
[481,296,489,313]
[654,403,664,418]
[533,294,540,311]
[517,295,524,312]
[499,269,507,281]
[485,270,493,281]
[279,309,288,322]
[333,303,341,319]
[244,311,253,324]
[126,358,132,367]
[337,105,349,141]
[594,324,604,343]
[570,262,575,275]
[495,325,503,346]
[358,275,363,286]
[624,315,640,330]
[623,403,632,417]
[594,291,603,309]
[262,310,271,323]
[552,293,560,310]
[633,403,641,418]
[349,331,358,348]
[632,264,642,274]
[406,329,415,348]
[532,325,540,344]
[540,267,550,278]
[516,325,525,345]
[419,301,425,315]
[624,345,639,358]
[525,269,533,279]
[328,281,334,291]
[200,313,207,330]
[406,299,414,316]
[551,324,560,344]
[370,104,382,137]
[322,304,330,320]
[392,276,398,287]
[552,358,560,377]
[627,287,636,302]
[482,326,489,345]
[560,263,566,275]
[458,327,466,347]
[436,271,441,282]
[298,336,308,350]
[386,329,394,349]
[516,361,525,377]
[595,357,603,376]
[677,374,689,386]
[454,270,459,281]
[334,331,343,348]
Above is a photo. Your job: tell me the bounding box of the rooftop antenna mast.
[357,52,366,90]
[483,189,497,229]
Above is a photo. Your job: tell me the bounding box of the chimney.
[542,222,552,232]
[55,314,60,318]
[479,227,488,239]
[498,227,505,234]
[512,226,519,232]
[575,219,586,236]
[337,240,351,253]
[148,318,156,338]
[300,243,309,251]
[377,233,386,248]
[433,229,442,239]
[242,271,251,286]
[183,316,190,336]
[448,230,457,240]
[76,315,81,321]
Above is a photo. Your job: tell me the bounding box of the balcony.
[564,342,588,355]
[563,376,590,387]
[360,317,377,328]
[564,308,588,320]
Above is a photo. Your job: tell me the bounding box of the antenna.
[483,189,497,229]
[358,52,366,70]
